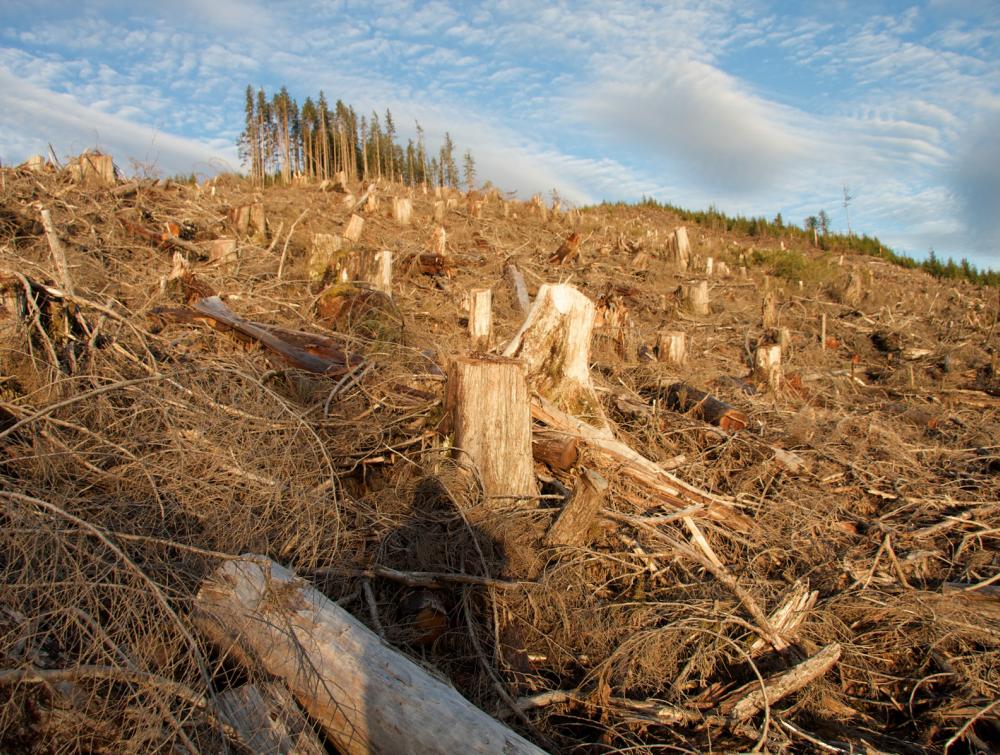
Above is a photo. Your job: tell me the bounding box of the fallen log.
[664,383,748,432]
[216,683,326,755]
[531,429,579,470]
[195,557,545,755]
[154,296,362,376]
[531,396,753,532]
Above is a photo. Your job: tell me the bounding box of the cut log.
[531,397,753,532]
[531,430,579,470]
[502,283,606,428]
[667,227,691,270]
[447,356,537,503]
[505,264,531,314]
[754,343,782,391]
[216,683,326,755]
[195,557,544,755]
[656,331,687,365]
[685,280,710,316]
[664,383,748,432]
[468,288,493,352]
[392,197,412,225]
[343,214,364,243]
[545,468,608,548]
[417,253,453,277]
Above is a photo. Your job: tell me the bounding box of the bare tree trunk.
[447,356,537,503]
[195,557,545,755]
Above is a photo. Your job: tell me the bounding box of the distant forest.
[636,197,999,287]
[238,85,475,189]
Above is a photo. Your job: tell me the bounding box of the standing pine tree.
[462,149,476,192]
[384,109,397,182]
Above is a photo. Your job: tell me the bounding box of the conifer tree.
[462,149,476,192]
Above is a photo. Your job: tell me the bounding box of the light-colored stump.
[433,200,446,222]
[343,214,364,243]
[705,257,714,276]
[762,291,778,328]
[503,283,607,428]
[307,233,344,289]
[685,280,710,316]
[656,331,687,365]
[668,226,691,270]
[371,250,392,296]
[468,287,493,352]
[754,343,782,391]
[448,356,537,502]
[430,225,447,255]
[392,197,412,225]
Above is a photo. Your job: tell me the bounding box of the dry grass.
[1,165,998,753]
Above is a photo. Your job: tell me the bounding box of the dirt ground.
[1,160,999,753]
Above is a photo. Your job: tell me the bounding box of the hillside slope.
[1,159,998,753]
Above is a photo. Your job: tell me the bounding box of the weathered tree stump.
[343,214,364,243]
[392,197,412,225]
[667,226,691,270]
[468,287,493,352]
[656,331,687,365]
[685,280,710,316]
[545,468,608,548]
[447,356,537,502]
[754,343,782,390]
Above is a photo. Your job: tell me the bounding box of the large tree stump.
[447,356,537,502]
[685,280,710,316]
[343,214,364,243]
[67,150,116,186]
[656,331,687,365]
[392,197,412,225]
[195,558,544,755]
[754,343,782,390]
[502,283,606,428]
[667,226,691,270]
[468,288,493,352]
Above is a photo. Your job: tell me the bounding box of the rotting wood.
[545,468,608,548]
[194,557,545,755]
[448,355,537,503]
[664,383,748,432]
[505,264,531,314]
[749,579,818,654]
[468,287,493,352]
[215,683,326,755]
[531,396,753,532]
[549,233,580,265]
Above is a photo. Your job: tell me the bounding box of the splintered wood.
[468,287,493,351]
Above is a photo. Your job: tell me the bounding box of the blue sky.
[1,1,998,268]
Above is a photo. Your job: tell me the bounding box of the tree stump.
[372,250,392,296]
[447,356,537,502]
[755,343,782,391]
[468,288,493,352]
[67,150,116,186]
[502,283,607,428]
[668,226,691,270]
[430,225,447,255]
[433,200,446,222]
[762,291,778,328]
[685,280,710,316]
[343,214,364,243]
[705,257,714,276]
[392,197,412,225]
[505,264,531,314]
[545,468,608,548]
[656,331,687,365]
[307,234,344,291]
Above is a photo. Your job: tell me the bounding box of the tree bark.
[448,356,537,503]
[195,557,545,755]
